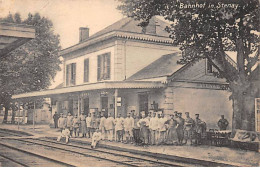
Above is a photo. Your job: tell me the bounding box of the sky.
[0,0,124,88]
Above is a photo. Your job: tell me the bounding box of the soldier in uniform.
[66,112,74,136]
[114,113,124,142]
[194,114,206,145]
[123,113,134,143]
[79,113,87,137]
[58,113,67,132]
[53,112,60,128]
[149,112,159,145]
[105,113,115,141]
[176,112,185,145]
[165,114,178,145]
[72,114,80,137]
[91,129,102,149]
[137,111,150,146]
[217,115,229,130]
[133,112,141,145]
[157,112,167,144]
[86,113,92,138]
[57,127,71,144]
[147,110,153,144]
[99,112,106,140]
[183,112,195,145]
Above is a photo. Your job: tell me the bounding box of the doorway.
[138,93,148,117]
[83,98,89,116]
[101,97,108,118]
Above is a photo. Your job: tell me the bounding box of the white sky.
[0,0,124,88]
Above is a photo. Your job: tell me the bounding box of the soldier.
[79,113,87,137]
[132,113,141,145]
[72,114,80,137]
[147,110,153,144]
[86,113,92,138]
[176,112,185,145]
[57,127,71,144]
[183,112,195,145]
[53,112,60,128]
[114,113,124,142]
[58,113,67,132]
[99,112,106,140]
[157,112,167,144]
[137,111,150,146]
[165,114,178,145]
[91,129,102,149]
[194,114,206,145]
[149,112,158,145]
[124,113,134,143]
[95,113,101,131]
[217,115,229,130]
[66,112,74,136]
[90,112,96,137]
[104,113,114,141]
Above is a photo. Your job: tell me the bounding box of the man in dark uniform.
[194,114,206,145]
[217,115,229,130]
[176,112,185,145]
[183,112,195,145]
[53,112,60,128]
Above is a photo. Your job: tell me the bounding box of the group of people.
[54,110,214,147]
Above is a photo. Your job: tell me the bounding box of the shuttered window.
[84,59,89,82]
[97,52,111,81]
[66,63,76,86]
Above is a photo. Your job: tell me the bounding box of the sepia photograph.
[0,0,259,167]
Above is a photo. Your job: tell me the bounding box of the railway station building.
[12,17,233,129]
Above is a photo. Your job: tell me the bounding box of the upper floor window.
[66,63,76,86]
[84,59,89,82]
[97,52,111,81]
[206,59,213,74]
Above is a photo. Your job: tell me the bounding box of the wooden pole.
[114,89,118,118]
[33,101,35,131]
[78,95,80,116]
[18,102,20,130]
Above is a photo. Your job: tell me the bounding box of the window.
[97,52,111,81]
[66,63,76,86]
[206,59,213,74]
[84,59,89,82]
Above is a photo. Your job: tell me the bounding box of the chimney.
[79,27,89,42]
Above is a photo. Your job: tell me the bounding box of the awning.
[12,81,165,100]
[0,22,35,56]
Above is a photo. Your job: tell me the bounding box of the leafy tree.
[118,0,259,131]
[0,13,61,123]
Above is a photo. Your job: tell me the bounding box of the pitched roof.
[127,52,183,81]
[85,16,170,41]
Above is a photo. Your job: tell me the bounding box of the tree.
[118,0,259,131]
[0,13,61,123]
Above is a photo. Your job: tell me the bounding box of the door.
[139,93,148,117]
[101,97,108,118]
[84,98,89,116]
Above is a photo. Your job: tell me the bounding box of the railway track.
[0,129,235,167]
[0,128,32,137]
[0,141,75,167]
[2,137,184,167]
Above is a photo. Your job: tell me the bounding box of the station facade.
[12,17,233,129]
